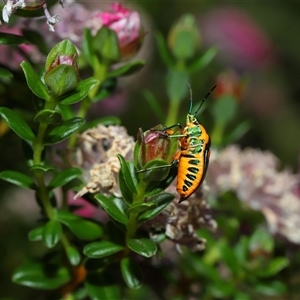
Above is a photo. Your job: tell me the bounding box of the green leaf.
[144,166,177,197]
[59,77,100,105]
[212,95,237,126]
[91,78,117,103]
[94,27,120,62]
[0,170,37,190]
[34,109,62,125]
[155,31,174,67]
[0,32,28,45]
[254,257,289,278]
[44,117,85,145]
[84,241,124,258]
[117,154,138,194]
[219,241,240,276]
[30,164,54,173]
[187,47,217,73]
[12,261,70,290]
[82,28,95,67]
[45,65,79,97]
[57,210,103,240]
[66,245,81,266]
[142,90,165,124]
[224,120,251,144]
[85,272,121,300]
[249,227,274,254]
[0,107,36,142]
[95,195,129,224]
[127,238,157,258]
[0,67,13,78]
[58,103,75,120]
[119,167,133,205]
[48,167,82,190]
[166,69,189,103]
[107,60,145,78]
[28,226,44,241]
[120,257,142,289]
[139,159,171,183]
[253,280,286,296]
[20,61,49,100]
[128,202,155,214]
[234,236,249,265]
[138,193,174,223]
[42,220,62,248]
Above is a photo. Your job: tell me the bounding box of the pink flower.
[200,7,274,71]
[87,3,144,59]
[0,26,39,70]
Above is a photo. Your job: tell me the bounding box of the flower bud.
[87,3,145,60]
[44,40,79,97]
[214,70,245,101]
[167,14,200,61]
[135,125,178,169]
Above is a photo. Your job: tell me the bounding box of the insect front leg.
[136,159,178,174]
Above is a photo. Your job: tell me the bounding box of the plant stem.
[165,97,180,126]
[126,181,147,241]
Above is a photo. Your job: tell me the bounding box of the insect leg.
[136,159,178,173]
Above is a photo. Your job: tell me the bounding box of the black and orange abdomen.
[176,144,210,202]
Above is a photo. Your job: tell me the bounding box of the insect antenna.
[193,85,217,115]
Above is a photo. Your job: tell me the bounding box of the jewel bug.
[137,85,216,203]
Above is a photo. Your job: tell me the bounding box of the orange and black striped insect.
[138,85,216,203]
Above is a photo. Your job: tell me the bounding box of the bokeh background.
[1,0,300,299]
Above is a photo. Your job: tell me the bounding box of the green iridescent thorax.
[185,114,202,137]
[184,114,204,154]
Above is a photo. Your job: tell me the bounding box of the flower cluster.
[1,0,61,31]
[72,124,135,199]
[208,145,300,244]
[142,181,217,252]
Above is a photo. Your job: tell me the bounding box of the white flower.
[2,0,25,23]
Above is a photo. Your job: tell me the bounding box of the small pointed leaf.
[66,246,81,266]
[12,261,70,290]
[117,154,138,194]
[120,257,142,289]
[138,193,174,223]
[127,238,157,258]
[107,60,145,78]
[20,61,49,100]
[42,220,62,248]
[57,210,103,240]
[34,109,62,125]
[94,195,129,224]
[44,117,85,145]
[84,241,124,258]
[48,167,82,190]
[0,170,37,190]
[0,107,36,142]
[28,226,44,241]
[59,77,100,105]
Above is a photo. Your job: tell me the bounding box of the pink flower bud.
[87,3,144,59]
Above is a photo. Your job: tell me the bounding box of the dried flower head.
[73,124,135,199]
[208,145,300,244]
[142,181,217,252]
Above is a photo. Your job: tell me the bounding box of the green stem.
[126,181,147,241]
[165,97,180,126]
[210,121,225,148]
